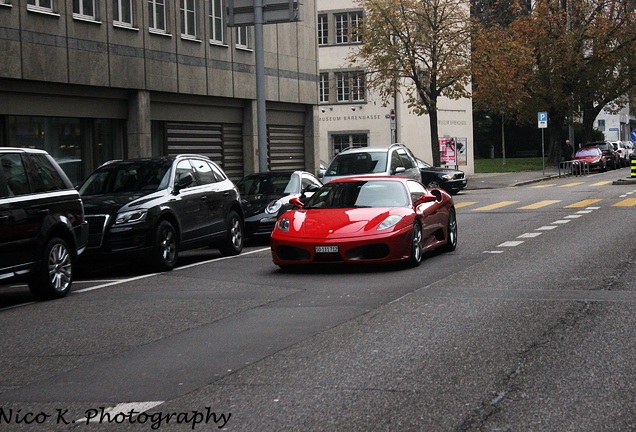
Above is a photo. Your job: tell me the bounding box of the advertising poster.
[439,137,467,167]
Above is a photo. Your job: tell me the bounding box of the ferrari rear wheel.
[408,222,423,267]
[441,208,458,252]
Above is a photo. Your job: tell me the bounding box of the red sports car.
[572,147,607,172]
[270,177,457,268]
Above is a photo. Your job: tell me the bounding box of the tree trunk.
[581,105,602,145]
[547,112,564,164]
[429,109,441,166]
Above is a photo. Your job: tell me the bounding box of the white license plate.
[315,245,338,253]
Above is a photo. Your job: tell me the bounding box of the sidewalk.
[467,166,636,190]
[467,167,562,190]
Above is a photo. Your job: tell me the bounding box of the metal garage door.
[268,125,305,171]
[166,122,244,182]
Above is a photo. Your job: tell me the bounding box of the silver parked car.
[322,143,422,184]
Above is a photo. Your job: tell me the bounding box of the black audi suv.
[79,155,244,271]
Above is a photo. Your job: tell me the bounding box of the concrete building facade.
[0,0,319,184]
[317,0,474,174]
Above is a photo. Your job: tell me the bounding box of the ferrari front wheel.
[407,222,423,267]
[441,208,458,252]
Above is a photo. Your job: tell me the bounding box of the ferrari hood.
[286,208,394,238]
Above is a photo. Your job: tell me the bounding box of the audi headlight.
[377,215,402,230]
[266,199,282,215]
[276,217,291,232]
[115,209,148,225]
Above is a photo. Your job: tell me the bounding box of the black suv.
[0,148,88,300]
[79,155,245,271]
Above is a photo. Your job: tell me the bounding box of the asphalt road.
[0,167,635,431]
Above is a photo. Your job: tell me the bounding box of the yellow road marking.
[518,200,561,210]
[613,198,636,207]
[565,199,602,208]
[473,201,520,211]
[591,181,612,186]
[454,202,477,209]
[559,182,584,187]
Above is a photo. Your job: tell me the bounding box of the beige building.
[317,0,474,174]
[0,0,319,184]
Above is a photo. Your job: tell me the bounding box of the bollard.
[632,158,636,178]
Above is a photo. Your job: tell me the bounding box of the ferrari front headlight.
[276,217,291,232]
[377,215,402,230]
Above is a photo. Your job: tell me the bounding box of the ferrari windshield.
[304,180,409,209]
[79,160,172,195]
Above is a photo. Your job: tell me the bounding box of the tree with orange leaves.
[473,0,636,162]
[349,0,472,166]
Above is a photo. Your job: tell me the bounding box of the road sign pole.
[541,129,545,176]
[255,0,268,172]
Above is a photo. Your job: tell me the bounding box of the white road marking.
[497,241,525,247]
[76,401,164,423]
[536,226,558,230]
[518,232,542,238]
[483,251,504,254]
[552,220,571,224]
[564,214,582,219]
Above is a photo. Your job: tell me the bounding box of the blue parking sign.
[538,112,548,128]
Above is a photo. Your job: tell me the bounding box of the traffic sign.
[631,130,636,141]
[390,109,396,130]
[538,112,548,129]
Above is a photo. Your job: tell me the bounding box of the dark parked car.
[0,148,88,300]
[79,155,244,271]
[416,158,467,194]
[237,170,322,238]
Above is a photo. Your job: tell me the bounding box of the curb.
[613,178,636,185]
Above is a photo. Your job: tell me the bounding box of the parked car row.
[1,143,463,300]
[573,140,635,172]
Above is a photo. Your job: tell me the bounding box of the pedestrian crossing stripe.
[456,198,636,210]
[517,200,561,209]
[564,199,602,208]
[613,198,636,207]
[559,182,585,187]
[454,201,477,208]
[473,201,520,211]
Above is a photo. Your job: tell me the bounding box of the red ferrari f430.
[270,177,457,269]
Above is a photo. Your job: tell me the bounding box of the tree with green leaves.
[349,0,472,166]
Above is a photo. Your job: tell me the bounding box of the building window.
[336,71,366,102]
[28,0,53,12]
[148,0,167,32]
[237,26,251,49]
[317,14,328,45]
[332,134,368,156]
[113,0,133,26]
[73,0,96,19]
[210,0,224,43]
[180,0,196,38]
[335,12,362,44]
[27,0,53,12]
[319,73,329,103]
